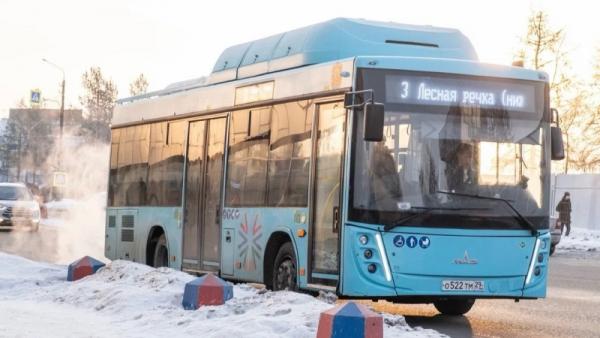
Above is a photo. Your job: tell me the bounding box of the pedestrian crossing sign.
[30,89,41,105]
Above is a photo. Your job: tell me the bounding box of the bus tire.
[434,298,475,316]
[153,234,169,268]
[272,242,298,291]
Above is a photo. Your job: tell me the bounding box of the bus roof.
[112,19,547,127]
[207,17,478,84]
[117,18,478,105]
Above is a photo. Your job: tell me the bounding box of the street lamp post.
[41,58,65,169]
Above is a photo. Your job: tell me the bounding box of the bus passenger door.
[310,101,346,287]
[182,117,227,273]
[200,118,227,272]
[182,120,206,272]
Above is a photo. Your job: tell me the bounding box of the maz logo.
[453,251,478,265]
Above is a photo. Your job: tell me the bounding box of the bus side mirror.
[364,102,385,142]
[551,126,565,160]
[550,108,565,161]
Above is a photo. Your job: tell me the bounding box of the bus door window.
[312,101,345,277]
[201,118,227,266]
[182,120,206,267]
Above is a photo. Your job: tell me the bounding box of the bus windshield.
[350,69,550,230]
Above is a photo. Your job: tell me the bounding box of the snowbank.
[0,252,444,338]
[556,228,600,254]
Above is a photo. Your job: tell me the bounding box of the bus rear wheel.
[434,298,475,316]
[272,242,297,291]
[153,234,169,268]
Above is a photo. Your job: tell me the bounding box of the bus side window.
[147,122,185,206]
[268,101,312,207]
[108,129,121,207]
[225,108,270,207]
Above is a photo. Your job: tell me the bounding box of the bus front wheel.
[153,234,169,268]
[434,298,475,316]
[272,242,298,291]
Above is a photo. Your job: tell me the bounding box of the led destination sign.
[385,74,537,113]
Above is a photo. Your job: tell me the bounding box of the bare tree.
[516,11,580,172]
[79,67,118,142]
[129,73,149,96]
[579,47,600,171]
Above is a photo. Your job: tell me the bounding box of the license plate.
[442,280,484,291]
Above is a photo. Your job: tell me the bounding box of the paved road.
[0,226,61,263]
[2,228,599,337]
[371,250,600,338]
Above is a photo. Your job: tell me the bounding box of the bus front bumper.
[341,224,550,300]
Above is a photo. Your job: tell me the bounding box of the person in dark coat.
[445,143,476,193]
[556,192,572,236]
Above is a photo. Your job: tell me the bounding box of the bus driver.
[445,143,476,192]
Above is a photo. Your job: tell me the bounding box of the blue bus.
[105,18,565,315]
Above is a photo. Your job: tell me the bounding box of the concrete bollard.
[316,301,383,338]
[67,256,105,281]
[182,273,233,310]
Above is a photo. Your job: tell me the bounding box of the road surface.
[0,225,61,263]
[370,250,600,338]
[1,227,599,337]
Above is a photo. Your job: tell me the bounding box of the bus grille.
[121,215,134,242]
[122,215,134,228]
[121,229,134,242]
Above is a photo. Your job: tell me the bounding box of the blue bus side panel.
[105,206,183,270]
[221,207,309,287]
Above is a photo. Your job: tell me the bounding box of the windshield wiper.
[435,190,538,236]
[383,206,491,232]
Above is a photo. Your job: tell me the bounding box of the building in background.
[0,118,9,181]
[552,174,600,231]
[2,108,83,191]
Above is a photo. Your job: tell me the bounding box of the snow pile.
[0,252,445,338]
[556,228,600,253]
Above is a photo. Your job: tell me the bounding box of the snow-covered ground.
[555,228,600,254]
[0,252,444,338]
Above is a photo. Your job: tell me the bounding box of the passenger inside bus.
[369,139,402,209]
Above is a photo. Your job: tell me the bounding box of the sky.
[0,0,598,118]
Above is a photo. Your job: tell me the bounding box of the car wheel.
[272,242,298,291]
[153,234,169,268]
[434,298,475,316]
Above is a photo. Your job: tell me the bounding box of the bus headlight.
[367,263,377,273]
[364,249,373,259]
[358,234,368,245]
